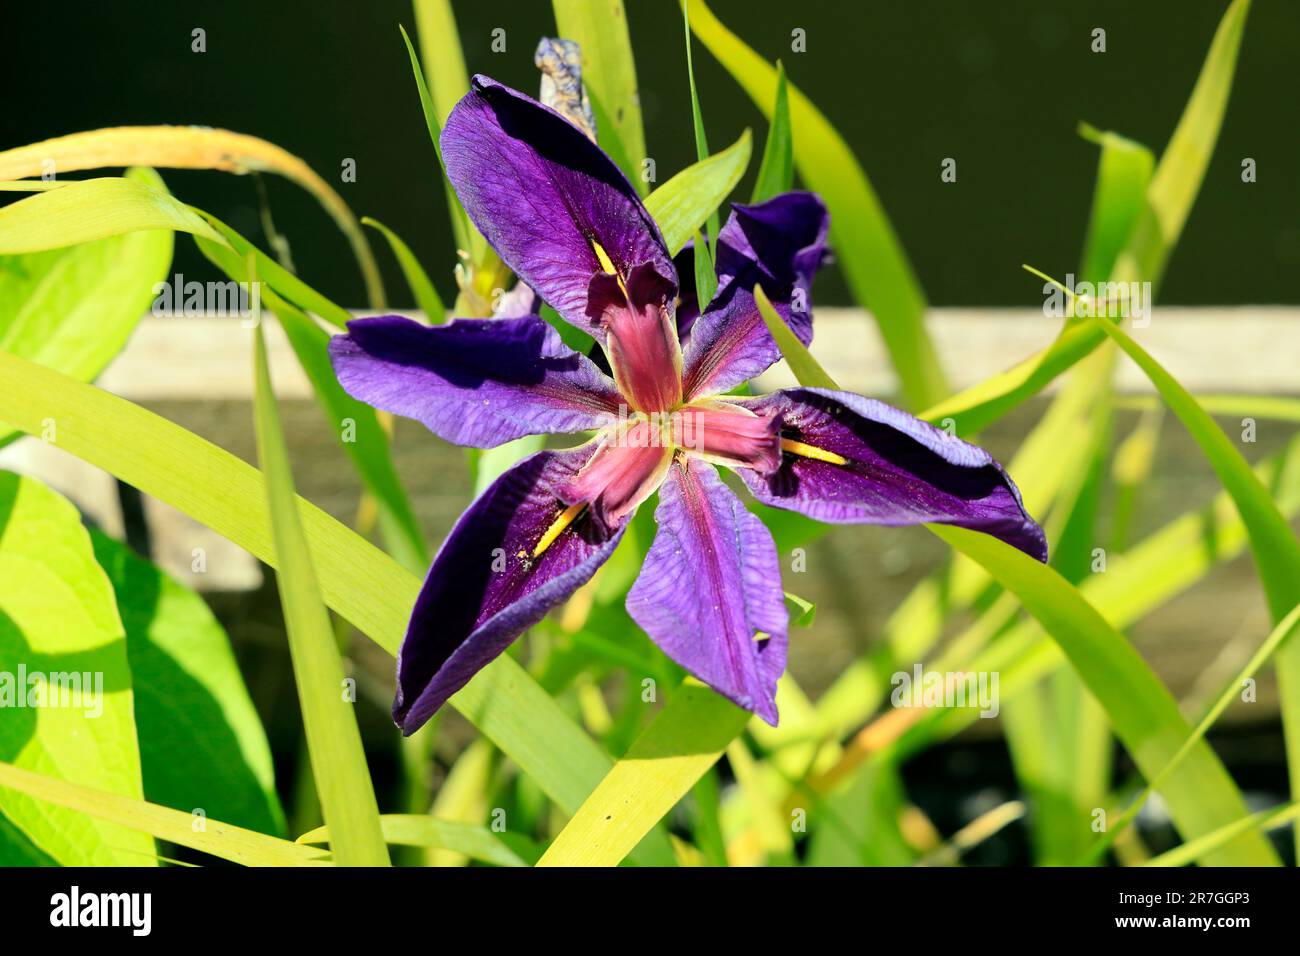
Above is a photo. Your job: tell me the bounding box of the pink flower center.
[671,401,782,474]
[560,418,673,531]
[587,262,682,413]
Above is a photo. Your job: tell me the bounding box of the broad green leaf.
[645,130,751,256]
[553,0,647,195]
[0,168,172,444]
[690,0,943,410]
[0,761,325,867]
[363,216,446,323]
[750,60,792,204]
[195,219,428,573]
[930,524,1278,866]
[90,530,285,837]
[0,176,218,253]
[406,6,508,308]
[1090,312,1300,856]
[919,320,1108,433]
[0,124,383,305]
[0,349,673,865]
[539,682,748,866]
[755,284,836,388]
[251,282,390,867]
[0,472,153,866]
[1144,801,1300,868]
[0,811,55,865]
[474,435,546,497]
[400,21,473,258]
[298,814,536,867]
[1004,441,1114,866]
[918,0,1250,430]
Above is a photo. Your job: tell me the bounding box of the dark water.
[7,0,1297,310]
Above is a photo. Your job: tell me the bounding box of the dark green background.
[8,0,1296,307]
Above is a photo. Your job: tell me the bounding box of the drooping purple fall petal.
[329,315,621,448]
[735,388,1048,561]
[441,75,676,338]
[682,192,830,398]
[627,458,788,724]
[394,447,625,734]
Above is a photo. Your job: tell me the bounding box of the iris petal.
[734,388,1048,561]
[627,459,788,725]
[559,419,674,533]
[441,76,676,339]
[588,264,683,413]
[394,446,626,733]
[329,315,621,448]
[682,192,830,398]
[673,399,782,473]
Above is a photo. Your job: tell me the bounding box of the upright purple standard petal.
[441,76,676,336]
[735,388,1048,561]
[682,192,830,398]
[329,315,621,448]
[627,459,788,724]
[395,447,625,733]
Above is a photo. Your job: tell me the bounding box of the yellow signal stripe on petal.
[779,438,848,466]
[591,240,618,275]
[591,240,630,298]
[533,503,587,558]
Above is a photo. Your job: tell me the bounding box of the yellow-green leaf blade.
[538,682,748,866]
[644,130,751,256]
[251,285,389,867]
[299,814,534,867]
[0,176,219,253]
[0,761,325,867]
[755,284,837,389]
[0,473,153,866]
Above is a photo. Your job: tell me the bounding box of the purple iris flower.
[329,75,1046,734]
